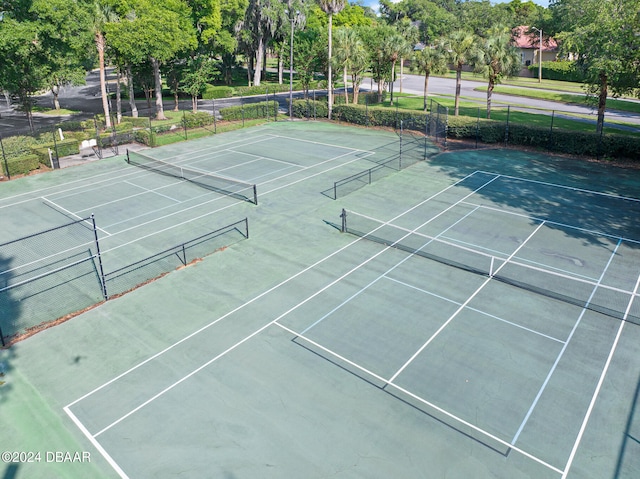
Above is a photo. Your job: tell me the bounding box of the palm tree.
[384,33,412,106]
[412,43,448,111]
[473,28,521,119]
[318,0,345,120]
[92,2,118,129]
[444,30,477,116]
[333,27,356,104]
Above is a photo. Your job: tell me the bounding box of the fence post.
[91,214,108,301]
[547,110,555,151]
[423,112,428,159]
[365,95,369,127]
[0,135,9,180]
[212,99,217,133]
[241,94,245,127]
[476,107,480,149]
[313,89,317,120]
[148,116,155,147]
[182,110,188,140]
[51,129,60,169]
[597,124,605,161]
[443,107,449,150]
[505,105,510,145]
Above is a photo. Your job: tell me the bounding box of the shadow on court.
[0,253,20,347]
[2,464,19,479]
[614,372,640,478]
[429,149,640,247]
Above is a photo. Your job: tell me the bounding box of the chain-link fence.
[319,99,448,200]
[0,217,249,346]
[0,90,287,179]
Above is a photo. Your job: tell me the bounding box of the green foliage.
[234,84,290,96]
[203,85,234,99]
[528,61,584,83]
[5,154,42,176]
[181,112,215,128]
[219,100,278,120]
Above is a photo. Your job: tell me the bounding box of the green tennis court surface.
[1,121,639,479]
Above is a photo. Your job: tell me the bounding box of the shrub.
[235,84,290,96]
[220,100,278,120]
[292,99,328,119]
[529,61,585,83]
[203,85,234,99]
[181,111,215,128]
[5,154,41,176]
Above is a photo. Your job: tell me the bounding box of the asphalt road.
[2,70,638,137]
[391,73,640,131]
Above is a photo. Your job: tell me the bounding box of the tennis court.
[1,121,639,479]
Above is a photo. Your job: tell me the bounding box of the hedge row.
[219,100,278,121]
[4,154,42,176]
[293,100,640,161]
[528,61,585,83]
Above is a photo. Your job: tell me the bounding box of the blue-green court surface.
[1,121,639,479]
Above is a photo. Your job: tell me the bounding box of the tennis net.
[126,149,258,205]
[340,209,640,325]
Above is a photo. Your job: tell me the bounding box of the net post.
[333,181,337,200]
[126,148,130,164]
[252,184,258,205]
[340,209,347,233]
[244,217,249,239]
[91,214,109,301]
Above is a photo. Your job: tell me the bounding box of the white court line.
[560,271,640,479]
[388,220,547,384]
[383,276,566,344]
[123,180,181,203]
[98,148,369,254]
[0,134,275,205]
[274,321,564,476]
[462,200,640,246]
[300,205,483,336]
[476,170,640,204]
[66,171,483,410]
[510,239,623,447]
[42,197,111,236]
[63,407,129,479]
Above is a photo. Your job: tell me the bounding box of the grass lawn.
[375,93,639,136]
[473,85,640,114]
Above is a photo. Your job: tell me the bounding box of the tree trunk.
[454,63,462,116]
[352,74,361,104]
[423,73,430,111]
[390,60,396,105]
[96,31,111,128]
[247,56,254,86]
[254,36,264,86]
[343,66,349,104]
[126,65,138,118]
[52,85,61,110]
[327,13,333,120]
[487,76,495,119]
[597,70,607,136]
[116,69,122,124]
[192,95,197,112]
[151,57,166,120]
[173,90,179,112]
